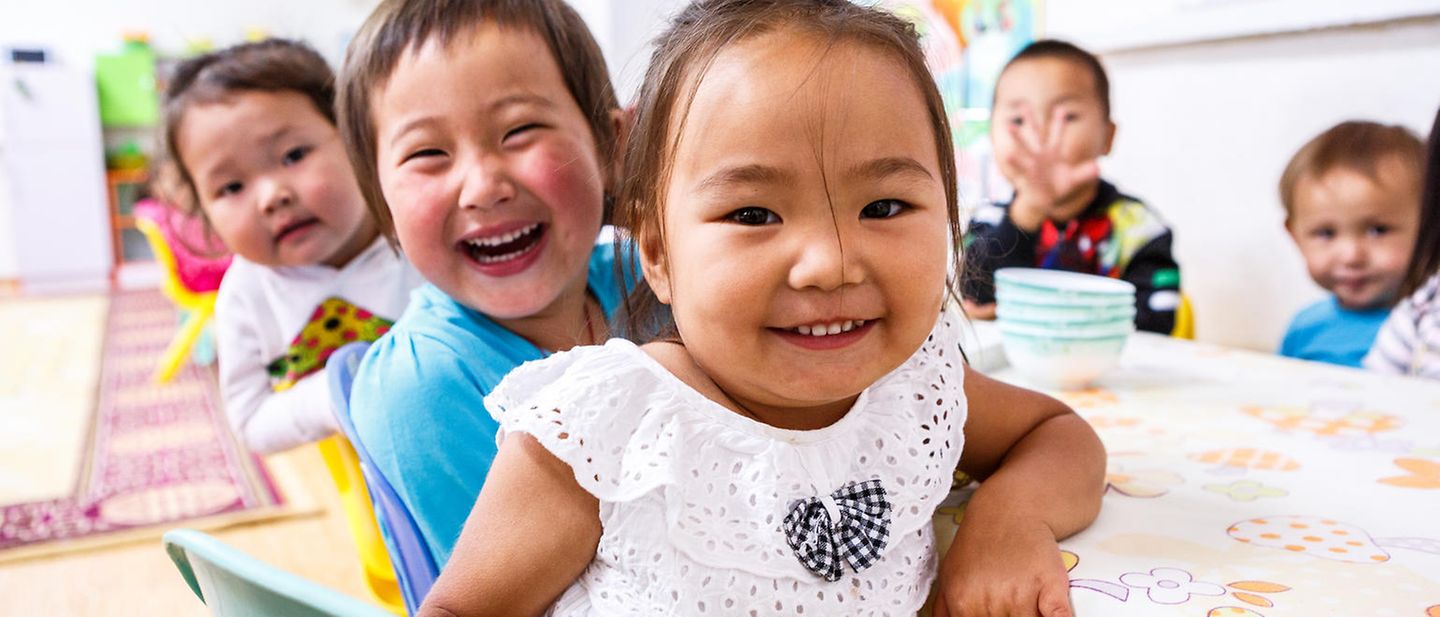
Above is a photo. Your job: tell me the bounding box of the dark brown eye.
[861,200,906,219]
[282,145,312,166]
[727,207,779,226]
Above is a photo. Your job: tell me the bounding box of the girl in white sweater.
[161,39,422,453]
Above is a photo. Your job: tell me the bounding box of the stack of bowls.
[993,268,1136,389]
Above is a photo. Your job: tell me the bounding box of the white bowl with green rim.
[997,318,1135,339]
[996,287,1135,309]
[1000,329,1129,390]
[996,302,1137,325]
[995,268,1137,298]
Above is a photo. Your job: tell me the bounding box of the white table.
[939,329,1440,616]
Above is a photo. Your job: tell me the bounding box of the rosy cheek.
[520,141,603,213]
[387,177,441,225]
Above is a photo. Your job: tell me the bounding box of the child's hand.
[1001,107,1102,233]
[934,516,1074,617]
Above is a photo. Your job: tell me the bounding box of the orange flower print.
[1191,448,1300,472]
[1107,465,1183,498]
[1379,458,1440,489]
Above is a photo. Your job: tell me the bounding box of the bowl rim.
[995,268,1137,296]
[996,305,1137,322]
[996,289,1136,308]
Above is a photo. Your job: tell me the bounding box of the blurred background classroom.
[1,0,1438,614]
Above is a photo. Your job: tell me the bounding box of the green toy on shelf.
[95,34,158,128]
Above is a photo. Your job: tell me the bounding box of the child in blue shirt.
[336,0,630,567]
[1278,121,1425,367]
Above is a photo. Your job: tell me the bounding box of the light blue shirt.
[1279,296,1390,368]
[350,242,633,567]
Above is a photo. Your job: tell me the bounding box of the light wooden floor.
[0,295,107,504]
[0,446,372,616]
[0,293,373,615]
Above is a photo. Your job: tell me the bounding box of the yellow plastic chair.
[317,435,405,615]
[134,215,220,384]
[1172,293,1195,340]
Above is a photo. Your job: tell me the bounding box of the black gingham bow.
[782,479,892,582]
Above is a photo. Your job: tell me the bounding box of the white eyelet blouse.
[485,311,969,616]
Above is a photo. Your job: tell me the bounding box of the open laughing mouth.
[458,222,547,269]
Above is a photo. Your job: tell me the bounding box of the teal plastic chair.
[163,528,395,617]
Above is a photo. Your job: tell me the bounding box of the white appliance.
[0,58,112,289]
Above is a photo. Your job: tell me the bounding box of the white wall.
[0,1,380,68]
[1046,7,1440,350]
[603,0,685,104]
[0,0,677,101]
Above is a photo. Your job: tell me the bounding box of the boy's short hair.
[162,39,335,213]
[998,39,1110,119]
[338,0,619,244]
[1279,121,1425,221]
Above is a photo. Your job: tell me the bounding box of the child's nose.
[258,179,294,213]
[1338,237,1367,265]
[788,224,862,291]
[458,157,515,211]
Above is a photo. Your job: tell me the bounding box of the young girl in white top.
[421,1,1105,615]
[163,40,423,453]
[1366,105,1440,380]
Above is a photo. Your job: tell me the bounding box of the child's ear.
[637,229,673,305]
[605,107,634,195]
[1101,120,1117,157]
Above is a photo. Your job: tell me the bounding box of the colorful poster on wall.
[875,0,1041,207]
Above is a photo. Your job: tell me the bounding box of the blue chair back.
[328,342,440,614]
[163,528,394,617]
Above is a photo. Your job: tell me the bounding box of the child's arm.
[419,434,601,617]
[1364,295,1421,374]
[215,297,337,454]
[935,366,1106,617]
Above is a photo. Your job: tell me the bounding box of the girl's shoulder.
[1392,272,1440,322]
[213,255,284,310]
[1415,272,1440,306]
[484,338,667,434]
[483,339,686,498]
[485,338,654,408]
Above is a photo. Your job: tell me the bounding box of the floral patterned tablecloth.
[940,332,1440,617]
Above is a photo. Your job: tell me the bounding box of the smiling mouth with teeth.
[461,223,545,264]
[788,319,869,336]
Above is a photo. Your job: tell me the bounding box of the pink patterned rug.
[0,290,298,562]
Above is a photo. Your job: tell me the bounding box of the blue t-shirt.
[351,242,634,567]
[1279,296,1390,368]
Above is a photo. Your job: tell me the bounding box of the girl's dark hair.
[337,0,619,248]
[161,39,336,214]
[615,0,962,341]
[1401,105,1440,299]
